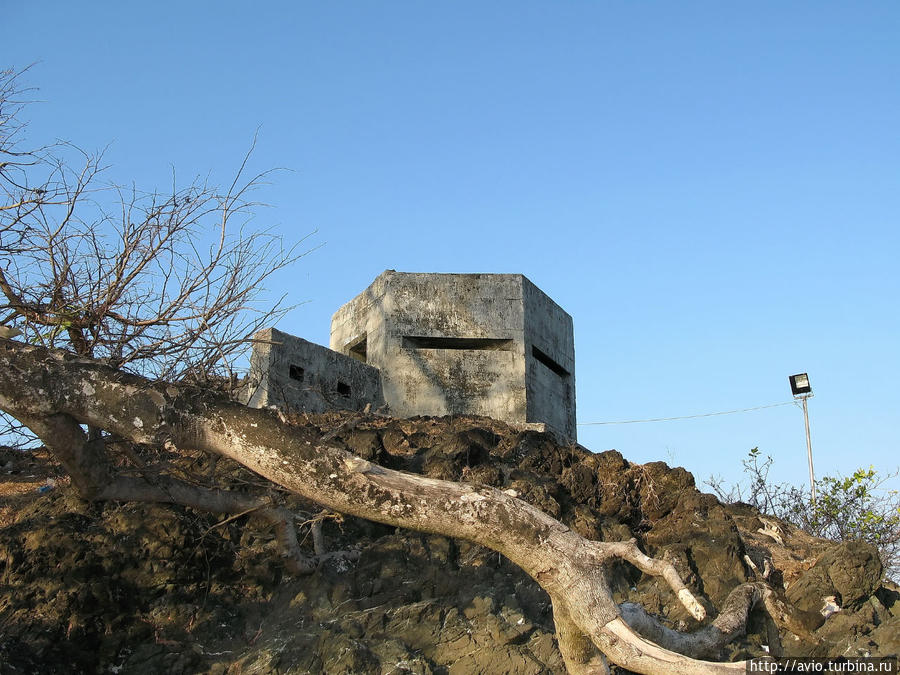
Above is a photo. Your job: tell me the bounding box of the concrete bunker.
[244,271,576,441]
[331,271,576,441]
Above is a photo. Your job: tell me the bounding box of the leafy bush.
[706,448,900,581]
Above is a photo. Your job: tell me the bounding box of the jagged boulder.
[787,540,883,613]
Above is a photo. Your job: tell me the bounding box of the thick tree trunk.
[0,339,774,674]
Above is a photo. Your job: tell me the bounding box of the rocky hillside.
[1,413,897,674]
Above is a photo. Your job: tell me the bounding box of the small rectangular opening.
[402,336,514,351]
[347,334,367,363]
[289,364,305,382]
[532,345,570,377]
[337,381,351,398]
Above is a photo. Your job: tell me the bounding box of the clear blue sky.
[5,2,899,493]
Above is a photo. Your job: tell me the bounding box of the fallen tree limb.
[619,583,766,659]
[0,339,777,674]
[619,581,824,660]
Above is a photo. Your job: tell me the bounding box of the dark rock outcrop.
[0,414,896,673]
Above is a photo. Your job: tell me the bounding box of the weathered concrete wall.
[367,272,525,424]
[522,277,577,441]
[244,327,383,414]
[330,271,576,441]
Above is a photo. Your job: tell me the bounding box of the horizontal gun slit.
[532,345,570,377]
[402,336,514,351]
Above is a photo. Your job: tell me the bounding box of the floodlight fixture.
[788,372,816,503]
[789,373,812,397]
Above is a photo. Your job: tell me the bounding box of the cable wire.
[578,400,796,426]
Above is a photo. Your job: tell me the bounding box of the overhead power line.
[578,401,796,426]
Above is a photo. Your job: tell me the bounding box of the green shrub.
[706,449,900,581]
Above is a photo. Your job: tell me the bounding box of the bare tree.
[0,67,821,674]
[1,66,311,455]
[0,62,320,558]
[0,66,306,383]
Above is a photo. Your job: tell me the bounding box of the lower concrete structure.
[243,327,383,414]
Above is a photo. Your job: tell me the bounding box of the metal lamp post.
[789,373,816,503]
